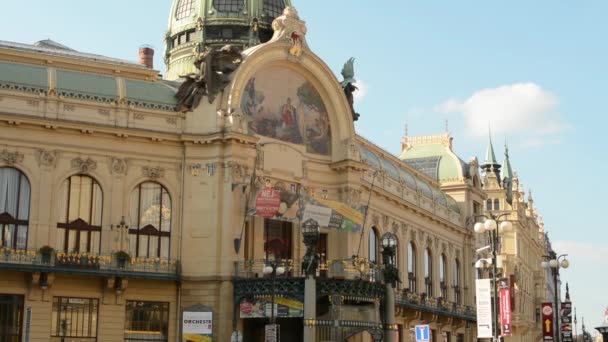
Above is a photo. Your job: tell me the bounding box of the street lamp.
[474,213,512,341]
[381,232,399,341]
[263,259,286,325]
[541,253,570,342]
[301,218,320,342]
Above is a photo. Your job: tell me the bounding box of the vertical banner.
[499,278,512,337]
[561,301,573,342]
[542,302,555,342]
[476,279,493,338]
[183,311,213,342]
[509,274,516,311]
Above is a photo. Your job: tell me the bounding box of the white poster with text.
[476,279,493,338]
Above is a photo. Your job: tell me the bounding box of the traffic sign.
[415,324,430,342]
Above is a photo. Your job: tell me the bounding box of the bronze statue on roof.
[340,57,360,121]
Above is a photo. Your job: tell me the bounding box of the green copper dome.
[165,0,292,80]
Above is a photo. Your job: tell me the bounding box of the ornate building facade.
[0,1,554,341]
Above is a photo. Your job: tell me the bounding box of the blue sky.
[2,0,607,330]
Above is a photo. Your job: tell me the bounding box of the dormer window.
[175,0,195,20]
[213,0,244,13]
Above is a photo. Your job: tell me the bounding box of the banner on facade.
[542,302,554,341]
[561,301,573,342]
[240,297,304,319]
[249,185,365,231]
[476,279,493,338]
[183,311,213,342]
[499,278,512,337]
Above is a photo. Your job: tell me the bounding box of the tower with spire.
[480,132,501,179]
[502,142,514,204]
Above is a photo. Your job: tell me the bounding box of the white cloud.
[437,83,565,139]
[353,80,368,104]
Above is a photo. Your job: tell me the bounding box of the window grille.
[125,301,169,342]
[175,0,195,20]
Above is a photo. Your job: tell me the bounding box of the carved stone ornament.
[270,7,308,58]
[391,222,399,234]
[442,243,447,253]
[0,149,24,165]
[340,186,361,207]
[35,149,58,168]
[343,138,361,161]
[426,236,433,248]
[71,157,97,173]
[410,229,417,242]
[371,213,380,227]
[110,158,127,175]
[175,45,243,111]
[142,166,165,179]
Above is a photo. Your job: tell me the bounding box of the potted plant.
[114,251,130,269]
[39,245,54,264]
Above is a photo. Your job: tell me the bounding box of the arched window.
[369,228,379,264]
[424,248,433,296]
[486,199,492,211]
[213,0,243,12]
[454,259,461,304]
[0,167,30,249]
[407,242,417,292]
[175,0,195,20]
[56,175,103,253]
[264,0,285,18]
[439,254,448,298]
[494,198,500,210]
[129,182,172,258]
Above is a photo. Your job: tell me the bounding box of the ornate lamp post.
[381,232,399,341]
[301,218,320,342]
[473,213,512,341]
[542,254,570,342]
[263,260,286,326]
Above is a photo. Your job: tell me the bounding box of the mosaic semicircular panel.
[241,66,331,155]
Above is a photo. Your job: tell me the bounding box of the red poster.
[255,188,281,218]
[499,279,512,337]
[542,302,554,341]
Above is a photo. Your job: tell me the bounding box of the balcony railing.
[395,290,477,321]
[0,248,179,280]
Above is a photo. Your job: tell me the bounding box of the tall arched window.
[369,228,379,264]
[0,167,30,250]
[424,248,433,296]
[407,242,417,292]
[129,182,172,258]
[486,199,492,211]
[56,175,103,253]
[439,254,447,298]
[454,259,461,304]
[493,198,500,210]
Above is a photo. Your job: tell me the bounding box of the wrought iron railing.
[0,248,179,279]
[394,290,476,321]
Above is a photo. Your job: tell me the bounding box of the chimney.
[138,45,154,69]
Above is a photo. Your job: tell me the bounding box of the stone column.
[385,283,397,341]
[303,275,316,342]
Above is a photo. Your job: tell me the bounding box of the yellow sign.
[316,198,364,224]
[183,334,212,342]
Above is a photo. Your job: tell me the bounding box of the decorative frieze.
[0,149,24,165]
[71,157,97,173]
[142,166,165,179]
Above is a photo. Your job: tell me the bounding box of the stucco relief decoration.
[391,222,399,234]
[142,166,165,179]
[241,66,331,155]
[426,236,433,248]
[410,229,417,242]
[371,214,380,226]
[382,215,389,229]
[0,149,24,165]
[271,7,308,59]
[36,149,58,168]
[340,187,361,207]
[110,158,127,175]
[71,157,97,173]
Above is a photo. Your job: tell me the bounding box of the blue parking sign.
[415,325,430,342]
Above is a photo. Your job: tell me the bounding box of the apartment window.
[175,0,195,20]
[264,219,292,260]
[0,167,30,250]
[0,294,23,342]
[213,0,243,12]
[424,248,433,296]
[494,199,500,210]
[473,201,481,215]
[56,175,102,253]
[51,297,98,341]
[130,182,172,259]
[486,199,492,211]
[407,242,417,292]
[454,259,461,304]
[263,0,285,18]
[125,301,169,342]
[439,254,447,299]
[369,227,379,264]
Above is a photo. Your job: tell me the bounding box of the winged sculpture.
[340,57,360,121]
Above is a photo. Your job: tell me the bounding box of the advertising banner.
[254,188,282,218]
[542,302,554,342]
[499,278,512,337]
[561,301,573,342]
[476,279,493,338]
[183,311,213,342]
[240,297,304,318]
